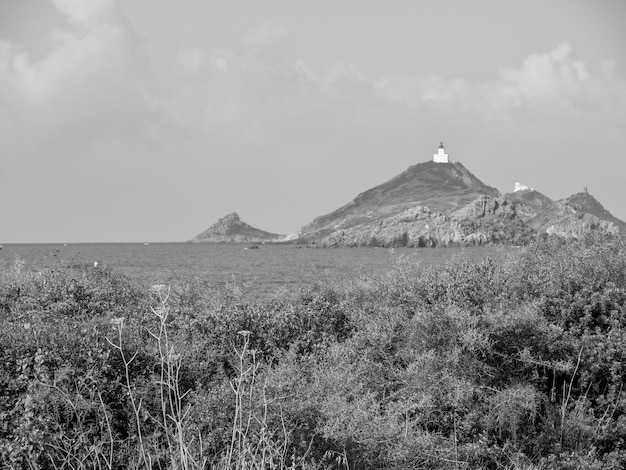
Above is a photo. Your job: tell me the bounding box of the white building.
[433,142,449,163]
[514,182,533,192]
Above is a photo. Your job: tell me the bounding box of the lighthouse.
[433,142,449,163]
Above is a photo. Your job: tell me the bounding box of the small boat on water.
[244,245,259,250]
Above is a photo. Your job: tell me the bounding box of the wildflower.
[110,317,125,327]
[150,284,167,294]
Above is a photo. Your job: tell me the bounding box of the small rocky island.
[189,212,283,244]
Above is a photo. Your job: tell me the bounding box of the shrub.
[2,236,626,469]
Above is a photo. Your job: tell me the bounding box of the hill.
[311,195,535,247]
[562,192,626,233]
[298,161,500,243]
[189,213,283,243]
[296,162,624,247]
[503,190,623,238]
[503,189,554,222]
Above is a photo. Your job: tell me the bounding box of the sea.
[0,243,511,299]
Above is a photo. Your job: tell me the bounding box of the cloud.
[177,47,204,73]
[143,39,626,164]
[243,23,291,48]
[51,0,116,25]
[0,0,148,151]
[1,1,624,169]
[486,42,625,118]
[364,41,625,131]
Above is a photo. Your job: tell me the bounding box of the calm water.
[0,243,510,298]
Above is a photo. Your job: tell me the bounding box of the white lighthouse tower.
[433,142,449,163]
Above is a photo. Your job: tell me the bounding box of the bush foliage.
[1,234,626,469]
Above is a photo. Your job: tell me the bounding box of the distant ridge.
[503,189,624,238]
[563,192,626,233]
[294,158,625,247]
[188,157,625,247]
[298,161,499,243]
[189,213,283,243]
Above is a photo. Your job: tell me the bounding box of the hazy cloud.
[244,23,291,48]
[177,47,204,73]
[2,2,623,159]
[0,0,147,151]
[51,0,116,25]
[488,42,625,118]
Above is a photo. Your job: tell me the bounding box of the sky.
[0,0,625,243]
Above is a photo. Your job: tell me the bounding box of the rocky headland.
[294,160,624,247]
[298,161,500,244]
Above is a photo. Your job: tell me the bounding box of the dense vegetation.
[1,235,626,469]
